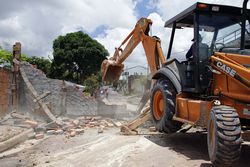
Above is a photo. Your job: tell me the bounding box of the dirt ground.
[0,126,250,167]
[1,86,250,167]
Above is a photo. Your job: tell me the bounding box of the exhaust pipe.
[240,0,249,50]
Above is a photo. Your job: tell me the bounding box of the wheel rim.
[208,119,216,158]
[153,90,164,120]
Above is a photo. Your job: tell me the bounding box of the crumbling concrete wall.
[17,62,97,120]
[0,68,11,117]
[1,61,132,121]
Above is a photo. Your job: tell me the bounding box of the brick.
[85,116,92,120]
[35,133,44,140]
[70,130,76,137]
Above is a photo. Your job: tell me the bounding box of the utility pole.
[11,42,21,111]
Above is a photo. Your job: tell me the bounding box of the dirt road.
[1,127,250,167]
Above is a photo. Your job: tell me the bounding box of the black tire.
[150,78,182,133]
[207,105,242,167]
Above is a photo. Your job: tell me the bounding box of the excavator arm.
[101,18,167,135]
[101,18,166,82]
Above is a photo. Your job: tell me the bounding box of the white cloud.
[157,0,245,21]
[0,0,247,72]
[95,12,168,73]
[152,0,246,61]
[96,0,246,71]
[95,25,148,72]
[0,0,137,57]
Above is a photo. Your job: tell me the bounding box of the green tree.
[84,72,102,95]
[27,56,51,74]
[50,31,108,84]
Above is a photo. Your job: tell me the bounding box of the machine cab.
[165,2,250,94]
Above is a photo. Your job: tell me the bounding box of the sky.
[0,0,246,75]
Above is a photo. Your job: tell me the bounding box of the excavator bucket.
[101,59,124,82]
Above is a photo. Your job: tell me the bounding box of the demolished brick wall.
[17,62,97,120]
[1,62,135,121]
[0,68,11,117]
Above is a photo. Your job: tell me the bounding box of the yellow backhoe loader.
[101,1,250,166]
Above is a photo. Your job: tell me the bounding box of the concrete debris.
[0,129,34,153]
[0,44,146,156]
[72,120,80,126]
[55,129,64,135]
[32,116,119,138]
[85,116,92,120]
[10,112,29,120]
[92,116,102,120]
[0,126,25,142]
[89,121,100,126]
[62,122,75,131]
[75,129,84,134]
[34,125,46,133]
[46,130,56,135]
[149,126,157,132]
[98,127,104,133]
[114,121,122,127]
[45,122,59,130]
[24,120,38,128]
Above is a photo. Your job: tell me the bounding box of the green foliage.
[0,48,12,69]
[0,47,31,63]
[84,72,102,95]
[0,46,51,74]
[27,56,51,74]
[21,54,31,62]
[49,31,108,84]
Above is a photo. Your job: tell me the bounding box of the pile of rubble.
[0,60,141,153]
[34,115,124,139]
[0,111,125,153]
[0,43,154,157]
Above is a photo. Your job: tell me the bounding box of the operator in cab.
[186,34,208,60]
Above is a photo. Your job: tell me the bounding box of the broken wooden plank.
[0,129,34,153]
[120,106,151,135]
[11,112,29,120]
[33,91,51,103]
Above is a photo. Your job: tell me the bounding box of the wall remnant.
[17,62,98,121]
[0,68,11,117]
